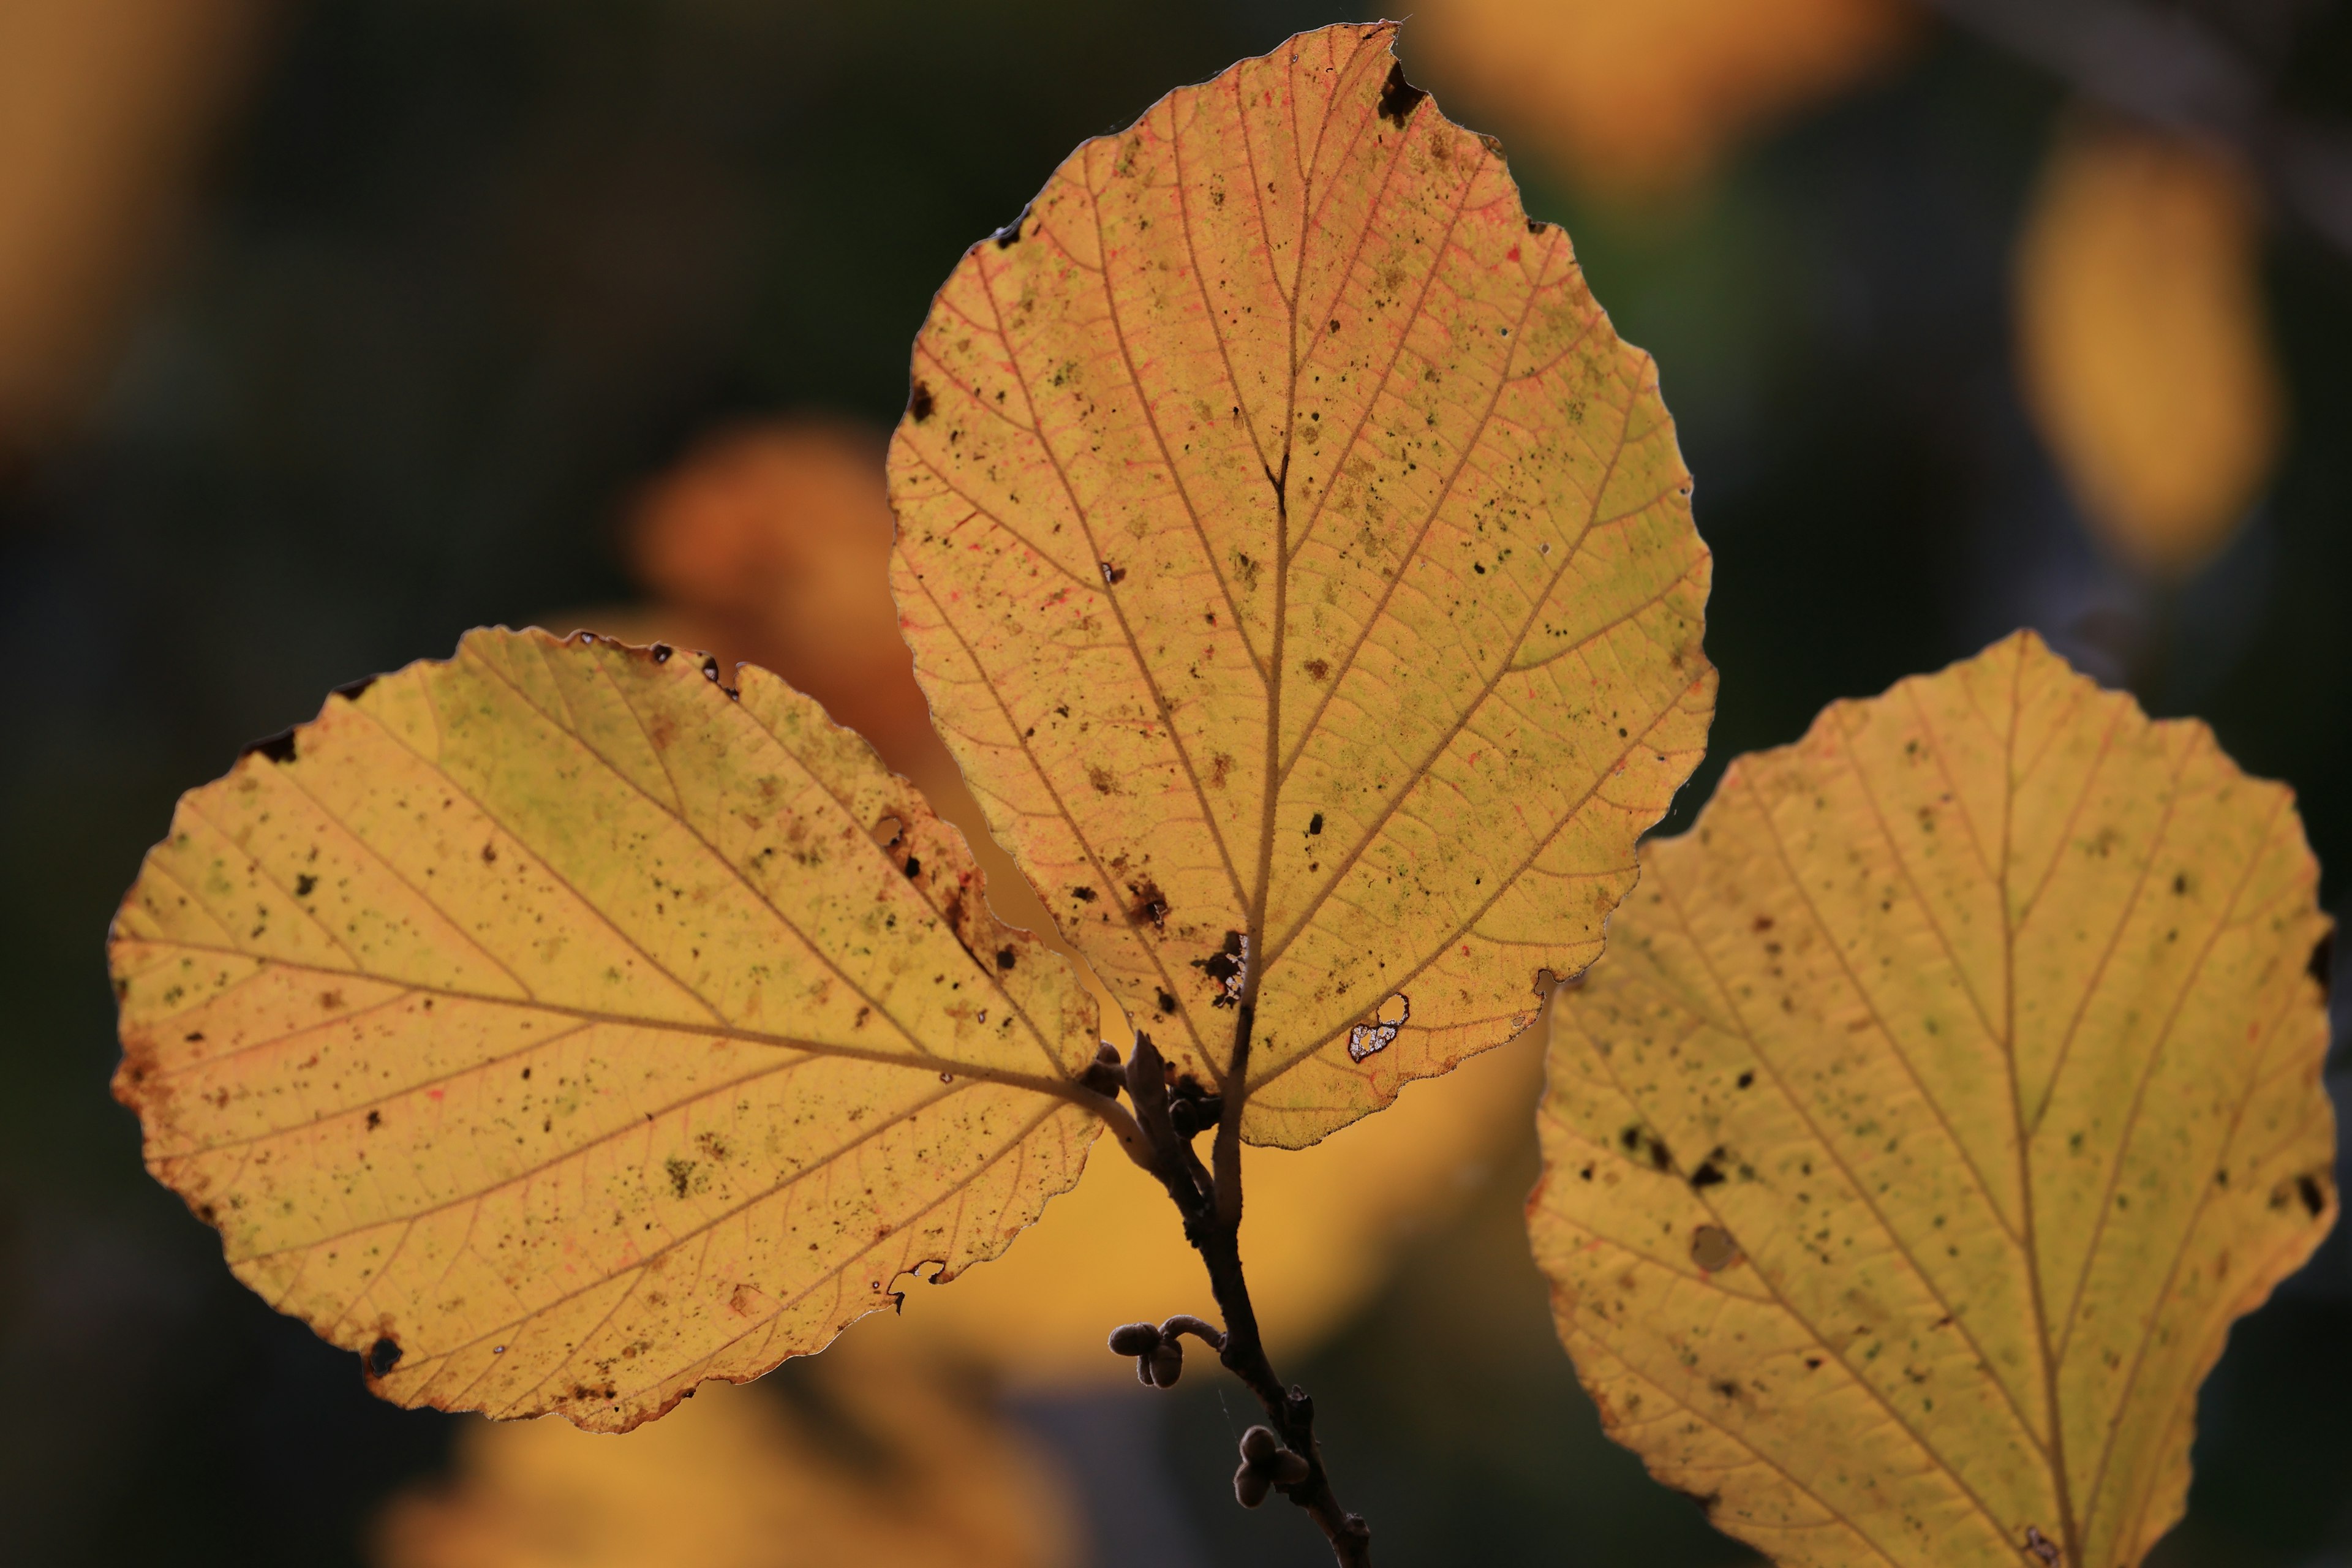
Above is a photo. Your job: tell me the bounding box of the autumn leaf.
[375,1342,1079,1568]
[2015,119,2284,582]
[1401,0,1920,198]
[0,0,268,450]
[621,418,939,766]
[890,21,1714,1150]
[1529,631,2335,1568]
[109,627,1106,1431]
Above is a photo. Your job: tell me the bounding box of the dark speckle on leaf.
[1619,1123,1675,1172]
[1128,878,1169,930]
[294,873,317,898]
[995,946,1016,970]
[1376,61,1425,128]
[904,856,921,879]
[241,729,298,764]
[366,1337,402,1378]
[2299,1173,2328,1218]
[651,644,673,664]
[910,382,935,422]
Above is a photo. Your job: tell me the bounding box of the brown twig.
[1109,1027,1373,1566]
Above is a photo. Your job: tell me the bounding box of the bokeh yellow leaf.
[0,0,268,453]
[898,1023,1545,1384]
[1401,0,1919,199]
[376,1341,1078,1568]
[2016,121,2284,581]
[110,627,1104,1430]
[1530,631,2335,1567]
[622,420,938,766]
[891,21,1714,1150]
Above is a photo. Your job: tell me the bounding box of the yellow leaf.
[110,627,1105,1431]
[621,418,940,766]
[2016,121,2284,581]
[890,21,1714,1150]
[0,0,267,449]
[375,1341,1079,1568]
[1401,0,1920,198]
[1530,631,2335,1567]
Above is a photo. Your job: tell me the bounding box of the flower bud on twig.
[1107,1321,1161,1357]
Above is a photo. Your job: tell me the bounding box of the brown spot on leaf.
[2297,1172,2329,1218]
[1376,61,1425,127]
[1690,1224,1742,1272]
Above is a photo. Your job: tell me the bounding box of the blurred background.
[3,1,2350,1563]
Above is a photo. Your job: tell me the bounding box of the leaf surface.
[1530,631,2336,1568]
[890,21,1713,1147]
[110,628,1102,1431]
[2016,122,2283,581]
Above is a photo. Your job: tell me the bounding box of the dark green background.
[2,3,2346,1563]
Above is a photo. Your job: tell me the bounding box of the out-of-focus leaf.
[1401,0,1919,199]
[623,420,938,764]
[1530,631,2335,1567]
[891,21,1714,1151]
[2016,121,2284,582]
[0,0,268,454]
[899,1023,1545,1384]
[110,628,1103,1431]
[375,1341,1079,1568]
